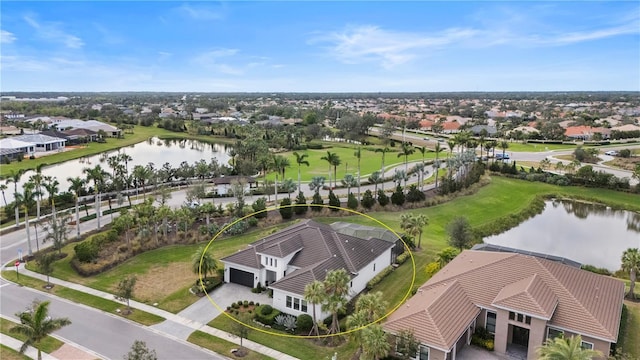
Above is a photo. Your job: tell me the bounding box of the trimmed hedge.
[366,265,394,290]
[254,304,281,326]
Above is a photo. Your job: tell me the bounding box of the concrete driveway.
[180,283,271,323]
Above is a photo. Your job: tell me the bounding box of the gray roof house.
[13,134,66,152]
[221,219,395,319]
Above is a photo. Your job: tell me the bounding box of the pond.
[3,137,232,204]
[484,199,640,271]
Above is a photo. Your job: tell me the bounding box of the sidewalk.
[7,265,298,360]
[0,332,57,360]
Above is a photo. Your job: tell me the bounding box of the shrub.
[425,262,441,277]
[391,185,406,206]
[361,189,375,209]
[366,265,394,290]
[406,184,426,202]
[296,314,313,333]
[74,241,99,263]
[328,190,340,211]
[346,192,358,210]
[254,305,280,326]
[396,252,410,264]
[243,300,249,308]
[252,197,268,218]
[247,217,258,227]
[260,305,273,315]
[237,300,244,306]
[279,198,293,219]
[377,189,389,207]
[294,192,308,215]
[275,314,297,332]
[249,301,254,306]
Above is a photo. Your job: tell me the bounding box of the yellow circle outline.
[197,203,416,339]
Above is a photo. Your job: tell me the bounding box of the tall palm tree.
[374,147,391,192]
[15,182,36,256]
[400,213,429,249]
[43,176,59,221]
[0,183,7,207]
[30,164,45,231]
[342,174,357,195]
[303,280,325,336]
[446,139,457,158]
[132,165,151,200]
[485,139,497,159]
[67,177,85,238]
[354,147,362,199]
[320,151,340,188]
[322,268,351,336]
[500,140,509,159]
[257,155,272,202]
[271,155,286,205]
[537,335,601,360]
[434,142,444,189]
[622,248,640,299]
[7,170,25,227]
[361,325,391,360]
[83,165,107,230]
[398,142,415,175]
[293,151,310,192]
[368,171,382,194]
[10,301,71,360]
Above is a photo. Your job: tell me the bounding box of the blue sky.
[1,1,639,92]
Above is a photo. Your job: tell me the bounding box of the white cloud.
[1,30,16,44]
[311,25,477,68]
[192,48,245,75]
[23,15,84,48]
[176,4,224,21]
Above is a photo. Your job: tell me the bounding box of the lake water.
[3,138,232,204]
[484,200,640,271]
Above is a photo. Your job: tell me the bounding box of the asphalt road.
[0,278,225,359]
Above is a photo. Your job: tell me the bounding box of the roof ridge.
[533,257,612,339]
[332,231,356,273]
[425,251,518,289]
[493,275,549,315]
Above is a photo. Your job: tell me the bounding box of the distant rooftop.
[471,243,581,268]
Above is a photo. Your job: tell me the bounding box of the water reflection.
[485,200,640,271]
[3,137,231,204]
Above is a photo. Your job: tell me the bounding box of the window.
[517,313,524,323]
[270,258,273,266]
[301,300,308,312]
[373,263,376,271]
[286,296,292,308]
[509,312,515,320]
[581,341,593,350]
[294,298,300,310]
[274,259,277,267]
[419,345,429,360]
[486,311,496,334]
[525,316,531,325]
[547,328,563,340]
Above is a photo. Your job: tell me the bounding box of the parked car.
[423,137,430,140]
[604,150,619,156]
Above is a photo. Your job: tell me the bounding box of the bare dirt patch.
[605,157,640,171]
[133,262,194,303]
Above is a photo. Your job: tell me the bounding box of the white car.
[604,150,619,156]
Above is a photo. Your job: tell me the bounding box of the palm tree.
[303,280,325,336]
[537,334,601,360]
[446,139,457,158]
[342,174,357,195]
[293,152,310,192]
[308,176,325,195]
[132,165,151,200]
[361,325,390,360]
[322,268,351,336]
[192,246,217,280]
[485,139,497,159]
[354,147,362,199]
[374,147,391,191]
[15,182,36,256]
[368,171,382,194]
[84,165,107,230]
[30,165,45,231]
[257,155,272,202]
[500,140,509,159]
[7,170,25,227]
[321,151,340,188]
[271,155,286,205]
[0,183,7,207]
[434,142,444,189]
[400,213,429,249]
[10,300,71,360]
[622,248,640,299]
[398,143,415,175]
[67,177,85,238]
[281,178,297,199]
[43,176,59,221]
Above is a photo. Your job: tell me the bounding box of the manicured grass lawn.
[0,317,64,354]
[506,142,577,152]
[0,126,178,177]
[188,330,274,360]
[620,301,640,358]
[208,316,359,360]
[1,271,164,326]
[0,345,30,360]
[267,144,438,182]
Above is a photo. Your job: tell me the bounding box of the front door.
[512,325,530,347]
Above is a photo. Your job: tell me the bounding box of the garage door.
[229,268,254,287]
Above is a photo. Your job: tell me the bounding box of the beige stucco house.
[383,250,625,360]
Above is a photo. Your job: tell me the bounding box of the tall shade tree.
[67,176,85,238]
[374,147,392,192]
[293,151,310,192]
[322,268,351,336]
[41,212,71,255]
[303,280,326,336]
[7,169,25,227]
[537,335,601,360]
[192,246,217,280]
[10,301,71,360]
[446,216,473,251]
[621,248,640,299]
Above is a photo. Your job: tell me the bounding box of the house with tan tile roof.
[383,250,624,360]
[221,219,395,319]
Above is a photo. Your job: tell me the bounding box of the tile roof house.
[565,126,611,140]
[221,219,395,319]
[383,250,624,360]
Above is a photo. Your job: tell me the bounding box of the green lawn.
[0,344,30,360]
[505,142,578,152]
[208,316,359,360]
[188,330,274,360]
[1,271,164,326]
[620,301,640,358]
[0,126,178,177]
[0,317,64,354]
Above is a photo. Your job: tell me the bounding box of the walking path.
[4,264,298,360]
[1,333,58,360]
